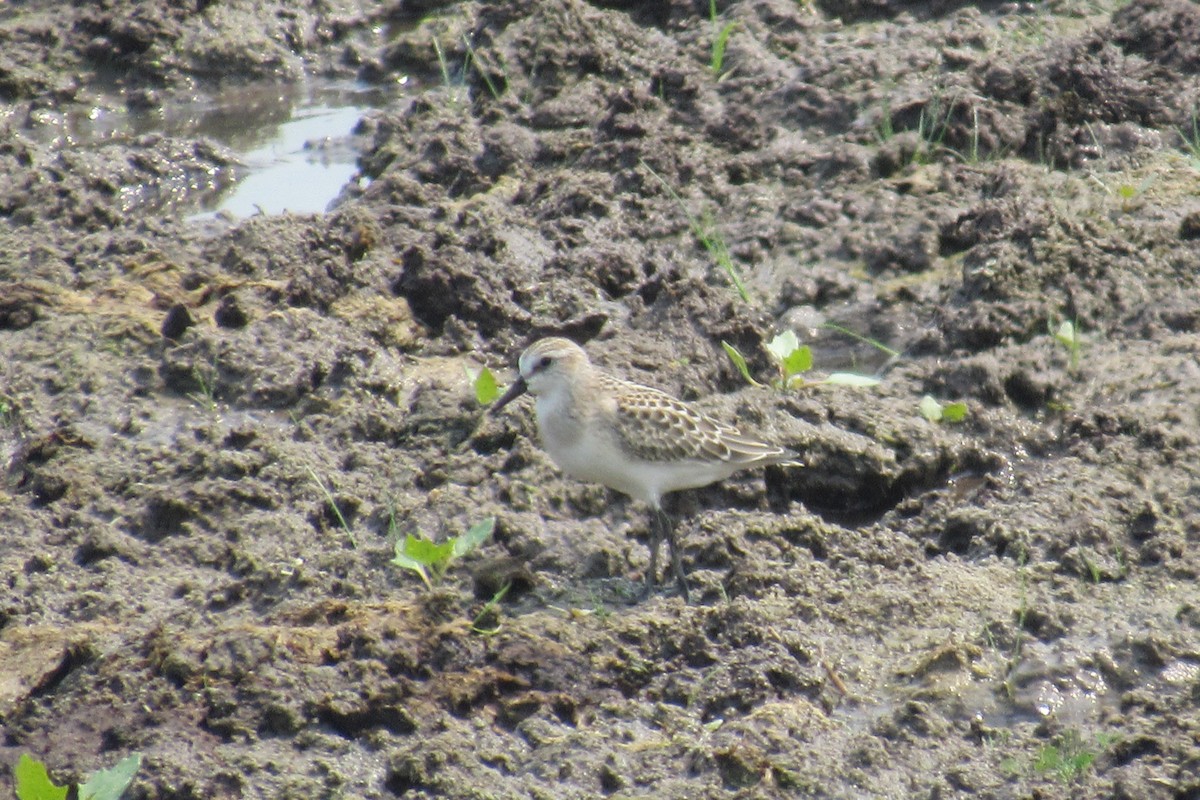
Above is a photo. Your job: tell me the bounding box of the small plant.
[821,322,902,360]
[640,159,750,302]
[465,365,500,405]
[1179,108,1200,168]
[708,0,738,77]
[914,93,956,164]
[432,39,460,101]
[470,581,512,635]
[307,465,358,548]
[1050,318,1083,373]
[188,360,219,413]
[765,330,814,386]
[721,341,764,388]
[15,752,141,800]
[873,95,896,144]
[692,210,749,302]
[1001,545,1030,700]
[392,516,495,589]
[1033,730,1118,782]
[460,35,504,100]
[723,333,881,390]
[918,395,969,423]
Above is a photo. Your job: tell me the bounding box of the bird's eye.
[536,356,553,371]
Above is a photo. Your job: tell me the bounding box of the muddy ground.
[2,0,1199,797]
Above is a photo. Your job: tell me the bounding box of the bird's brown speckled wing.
[604,375,795,465]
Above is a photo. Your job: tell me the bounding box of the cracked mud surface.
[2,0,1199,797]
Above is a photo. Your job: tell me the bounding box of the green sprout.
[723,333,880,390]
[1050,318,1083,373]
[640,159,750,302]
[461,35,503,100]
[1001,545,1030,700]
[307,465,358,549]
[820,322,901,358]
[765,330,813,385]
[0,393,15,426]
[918,395,969,423]
[16,753,141,800]
[708,0,738,77]
[187,359,219,413]
[1032,730,1119,782]
[1179,108,1200,168]
[721,341,763,388]
[465,365,500,405]
[392,517,495,589]
[470,581,512,635]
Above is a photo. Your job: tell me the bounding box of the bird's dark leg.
[645,508,663,595]
[658,506,690,602]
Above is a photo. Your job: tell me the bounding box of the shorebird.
[490,337,799,600]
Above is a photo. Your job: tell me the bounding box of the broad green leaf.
[721,341,763,387]
[469,366,500,405]
[400,534,455,567]
[392,533,455,588]
[918,395,943,422]
[15,754,68,800]
[79,753,142,800]
[765,331,801,364]
[781,345,813,378]
[941,401,969,423]
[453,517,495,559]
[823,372,881,387]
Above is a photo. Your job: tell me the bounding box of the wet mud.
[2,0,1199,798]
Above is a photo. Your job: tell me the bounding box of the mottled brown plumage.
[491,337,800,600]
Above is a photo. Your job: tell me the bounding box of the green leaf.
[941,401,969,423]
[1053,320,1077,348]
[392,533,455,588]
[765,331,801,364]
[453,516,495,559]
[401,534,455,567]
[15,754,68,800]
[390,549,431,588]
[721,341,763,387]
[823,372,881,387]
[469,366,500,405]
[79,754,142,800]
[711,21,738,75]
[918,394,943,422]
[781,345,813,378]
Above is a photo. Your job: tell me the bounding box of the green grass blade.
[711,21,737,75]
[820,323,901,357]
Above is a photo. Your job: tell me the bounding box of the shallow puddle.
[20,79,400,218]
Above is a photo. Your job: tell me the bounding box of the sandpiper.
[491,337,799,600]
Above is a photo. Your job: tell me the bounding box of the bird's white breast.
[534,388,743,506]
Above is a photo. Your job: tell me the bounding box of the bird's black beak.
[490,376,528,415]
